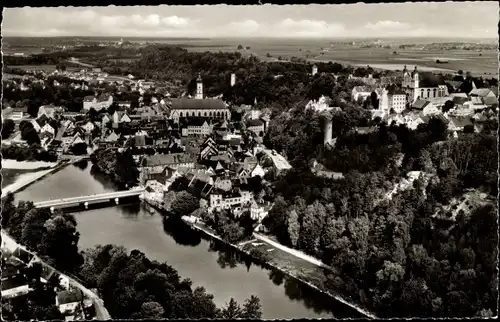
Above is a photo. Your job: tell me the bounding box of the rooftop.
[171,98,227,110]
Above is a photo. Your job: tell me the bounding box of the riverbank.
[2,159,59,170]
[182,217,376,319]
[1,161,68,197]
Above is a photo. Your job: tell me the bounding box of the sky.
[2,2,498,39]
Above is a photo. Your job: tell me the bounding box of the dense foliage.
[200,209,258,244]
[90,148,139,188]
[78,244,262,319]
[261,109,498,317]
[2,144,58,162]
[2,119,16,139]
[1,195,83,273]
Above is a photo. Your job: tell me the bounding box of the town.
[1,2,498,321]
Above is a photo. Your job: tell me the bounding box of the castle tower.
[230,73,236,87]
[195,73,203,99]
[312,64,318,76]
[323,113,333,146]
[379,88,389,112]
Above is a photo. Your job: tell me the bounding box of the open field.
[165,38,497,76]
[8,64,57,72]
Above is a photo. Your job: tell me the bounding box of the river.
[14,161,362,319]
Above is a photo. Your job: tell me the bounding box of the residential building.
[411,99,440,116]
[208,190,254,213]
[83,94,113,111]
[246,119,265,136]
[181,118,214,137]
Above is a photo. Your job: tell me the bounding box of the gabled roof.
[449,116,473,128]
[469,88,494,97]
[483,96,497,106]
[142,153,195,167]
[412,99,431,110]
[418,72,446,88]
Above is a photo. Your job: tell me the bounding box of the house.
[112,111,131,125]
[83,94,113,111]
[411,99,440,116]
[250,164,265,178]
[104,131,119,143]
[102,114,111,124]
[352,86,375,102]
[181,118,213,137]
[213,176,233,192]
[208,190,254,213]
[40,123,56,136]
[448,116,473,132]
[140,153,196,169]
[246,119,265,136]
[37,105,57,119]
[117,101,132,109]
[56,289,84,315]
[3,107,27,121]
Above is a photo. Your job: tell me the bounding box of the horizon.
[3,3,498,39]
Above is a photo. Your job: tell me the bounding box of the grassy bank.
[186,219,375,319]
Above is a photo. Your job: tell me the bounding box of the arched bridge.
[34,189,145,210]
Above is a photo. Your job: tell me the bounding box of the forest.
[260,105,498,317]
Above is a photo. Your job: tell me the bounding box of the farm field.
[168,38,498,76]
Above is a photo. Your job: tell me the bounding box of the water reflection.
[89,166,121,191]
[74,160,88,170]
[202,236,355,318]
[269,269,285,286]
[162,216,202,247]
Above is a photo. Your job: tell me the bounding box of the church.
[169,73,231,122]
[402,66,449,103]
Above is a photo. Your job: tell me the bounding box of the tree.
[170,191,200,217]
[241,295,262,319]
[2,119,15,139]
[237,45,243,50]
[21,127,40,145]
[71,142,88,155]
[140,301,164,319]
[442,100,455,113]
[219,298,243,319]
[286,209,300,247]
[463,124,474,133]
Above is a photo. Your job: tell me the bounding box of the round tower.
[230,73,236,87]
[323,113,333,146]
[312,64,318,76]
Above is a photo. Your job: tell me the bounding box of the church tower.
[195,73,203,99]
[412,66,419,88]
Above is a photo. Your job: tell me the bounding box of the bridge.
[34,189,145,211]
